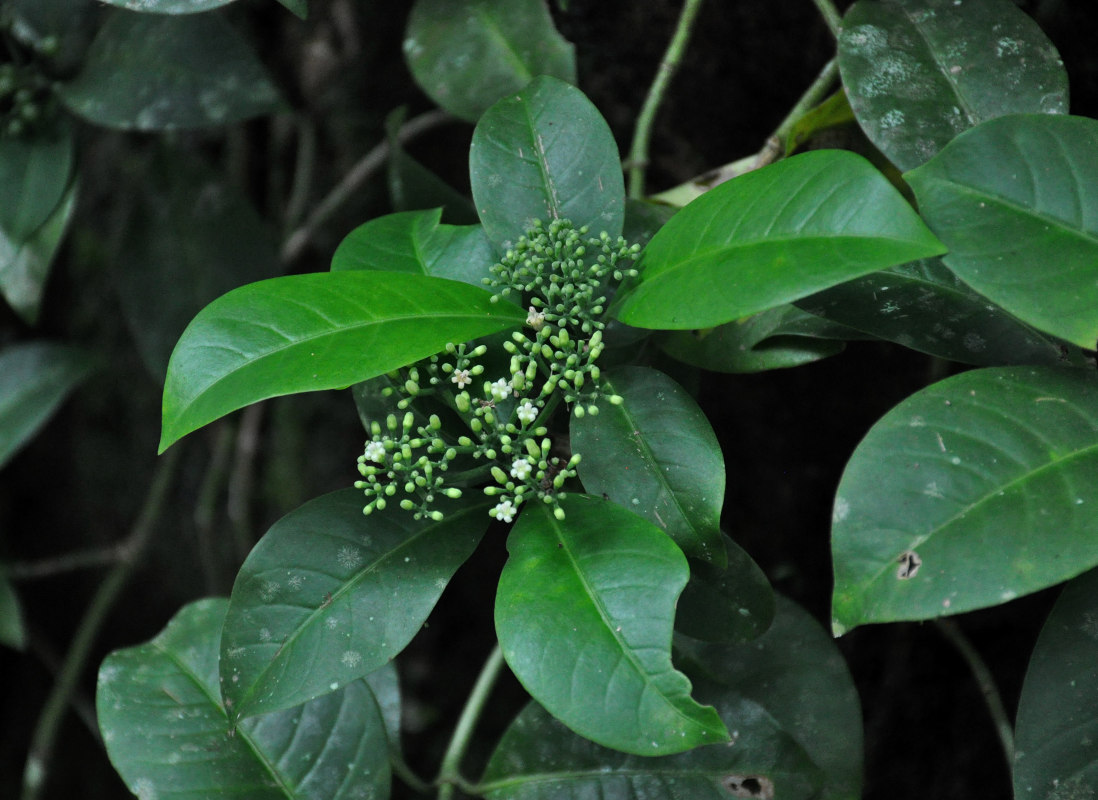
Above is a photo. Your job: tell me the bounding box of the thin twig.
[812,0,844,38]
[436,645,506,799]
[8,546,122,580]
[227,404,265,562]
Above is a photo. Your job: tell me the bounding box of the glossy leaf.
[676,597,864,800]
[331,208,496,288]
[470,76,625,247]
[159,271,524,451]
[221,489,488,719]
[799,257,1084,366]
[658,305,854,373]
[98,599,391,800]
[570,366,725,564]
[58,11,282,130]
[479,697,820,800]
[0,342,95,469]
[1,182,77,325]
[831,366,1098,634]
[363,662,402,752]
[0,569,26,650]
[404,0,576,122]
[616,150,946,330]
[676,535,776,644]
[839,0,1067,171]
[0,121,73,242]
[495,494,729,755]
[906,114,1098,349]
[1014,568,1098,800]
[98,0,237,12]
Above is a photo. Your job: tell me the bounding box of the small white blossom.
[451,369,471,389]
[526,306,546,330]
[517,401,538,424]
[510,458,532,481]
[489,377,511,401]
[364,440,386,462]
[492,499,518,523]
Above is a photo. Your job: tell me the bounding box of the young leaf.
[1014,568,1098,800]
[676,535,776,644]
[159,271,524,451]
[495,494,729,755]
[0,342,95,469]
[570,366,726,565]
[98,599,391,800]
[58,11,282,130]
[615,150,946,330]
[839,0,1067,171]
[1,182,77,325]
[470,76,625,248]
[906,114,1098,350]
[221,489,489,719]
[0,121,73,242]
[97,0,237,12]
[831,366,1098,634]
[404,0,576,123]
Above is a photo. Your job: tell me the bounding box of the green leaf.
[221,489,488,719]
[906,114,1098,350]
[58,11,282,130]
[98,0,237,12]
[831,366,1098,634]
[363,662,402,753]
[839,0,1068,171]
[616,150,946,330]
[799,257,1085,366]
[0,342,95,470]
[404,0,576,123]
[331,208,496,288]
[495,494,729,755]
[570,366,725,564]
[98,599,391,800]
[676,535,775,644]
[275,0,307,18]
[470,76,625,247]
[0,568,27,650]
[783,89,856,156]
[658,305,853,373]
[0,121,73,242]
[479,698,821,800]
[1014,568,1098,800]
[1,182,77,325]
[159,271,524,452]
[676,597,864,800]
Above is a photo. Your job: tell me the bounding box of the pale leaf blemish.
[832,496,850,523]
[897,550,922,579]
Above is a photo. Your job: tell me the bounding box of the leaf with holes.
[831,366,1098,634]
[220,489,488,719]
[97,599,390,800]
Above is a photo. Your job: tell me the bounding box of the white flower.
[451,369,471,389]
[517,401,538,425]
[526,306,546,330]
[364,440,386,462]
[489,377,511,401]
[492,499,518,523]
[510,458,532,481]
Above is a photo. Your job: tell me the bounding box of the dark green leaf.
[1014,568,1098,800]
[7,0,97,70]
[384,110,479,224]
[470,76,625,247]
[0,342,95,469]
[0,121,73,241]
[0,569,27,650]
[906,114,1098,349]
[495,494,729,755]
[831,366,1098,634]
[58,11,282,130]
[0,182,77,325]
[363,662,402,752]
[159,271,524,451]
[570,366,725,564]
[616,150,945,330]
[221,489,488,719]
[98,0,237,12]
[404,0,576,122]
[676,535,775,644]
[839,0,1067,171]
[98,599,390,800]
[275,0,307,18]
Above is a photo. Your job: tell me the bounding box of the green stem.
[392,751,433,795]
[934,618,1015,769]
[768,57,838,154]
[627,0,707,199]
[436,645,506,799]
[20,448,182,800]
[811,0,843,38]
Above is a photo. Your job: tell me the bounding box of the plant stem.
[627,0,706,199]
[436,645,506,799]
[767,57,839,155]
[20,447,182,800]
[934,618,1015,769]
[811,0,844,38]
[8,546,122,580]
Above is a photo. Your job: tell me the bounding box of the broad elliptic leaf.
[58,11,282,130]
[615,150,945,330]
[676,534,776,644]
[495,494,729,755]
[676,597,864,800]
[0,569,27,650]
[799,257,1083,367]
[0,342,95,469]
[332,208,496,289]
[159,271,524,451]
[658,305,854,374]
[570,366,725,565]
[98,0,237,12]
[221,489,489,719]
[404,0,576,123]
[1,182,77,325]
[98,599,391,800]
[470,76,625,248]
[0,121,74,242]
[839,0,1067,171]
[831,366,1098,634]
[906,114,1098,350]
[1014,568,1098,800]
[479,697,821,800]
